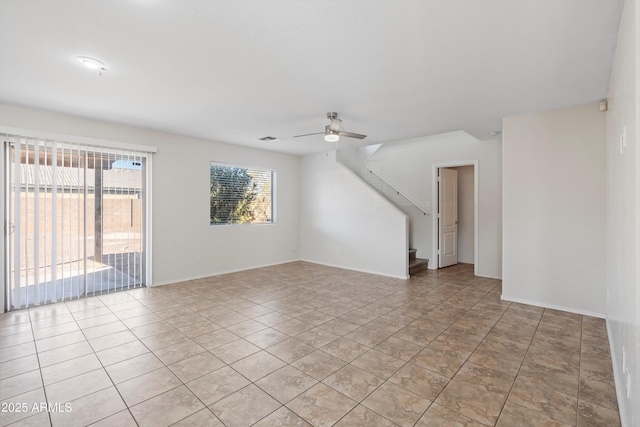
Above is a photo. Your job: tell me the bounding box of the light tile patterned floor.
[0,262,621,426]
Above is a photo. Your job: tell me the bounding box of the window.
[210,162,275,225]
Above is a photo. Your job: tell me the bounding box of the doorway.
[432,162,478,275]
[4,134,151,310]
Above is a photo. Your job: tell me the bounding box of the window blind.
[4,133,152,310]
[210,162,276,225]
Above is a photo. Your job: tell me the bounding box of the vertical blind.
[4,133,152,310]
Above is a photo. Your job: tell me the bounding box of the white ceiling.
[0,0,624,155]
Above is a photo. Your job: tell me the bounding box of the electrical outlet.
[292,244,297,253]
[336,246,341,254]
[196,255,203,263]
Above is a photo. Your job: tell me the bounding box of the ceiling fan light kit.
[294,112,367,142]
[324,131,339,142]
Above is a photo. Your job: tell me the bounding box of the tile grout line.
[217,269,483,426]
[2,264,616,426]
[65,297,140,427]
[29,305,52,427]
[576,316,584,427]
[309,277,503,426]
[6,270,480,426]
[88,292,217,427]
[487,304,543,426]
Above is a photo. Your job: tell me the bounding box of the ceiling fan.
[293,112,367,142]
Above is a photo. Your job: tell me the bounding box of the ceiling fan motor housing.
[292,112,366,140]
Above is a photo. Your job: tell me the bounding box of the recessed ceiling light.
[488,131,502,136]
[76,56,106,73]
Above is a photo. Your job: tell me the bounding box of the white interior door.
[438,168,458,268]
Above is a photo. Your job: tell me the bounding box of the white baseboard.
[428,263,502,280]
[149,259,302,287]
[299,258,410,280]
[500,295,605,318]
[477,273,502,280]
[151,258,410,288]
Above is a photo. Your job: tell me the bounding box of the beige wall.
[503,102,607,316]
[605,0,639,425]
[0,103,301,289]
[299,151,408,279]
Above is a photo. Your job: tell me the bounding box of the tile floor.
[0,262,620,426]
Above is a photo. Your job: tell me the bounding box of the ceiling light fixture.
[324,131,339,142]
[76,56,106,75]
[488,131,502,137]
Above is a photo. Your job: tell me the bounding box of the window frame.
[209,161,277,227]
[2,129,155,310]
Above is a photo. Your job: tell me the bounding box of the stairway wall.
[355,131,502,279]
[299,150,409,279]
[338,146,429,257]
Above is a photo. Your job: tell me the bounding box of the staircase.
[409,248,429,276]
[336,149,430,278]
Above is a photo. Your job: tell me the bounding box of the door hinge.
[437,249,441,255]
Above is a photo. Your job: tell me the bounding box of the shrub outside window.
[210,162,276,225]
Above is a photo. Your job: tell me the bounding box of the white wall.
[0,103,301,288]
[453,165,474,264]
[0,126,4,311]
[606,0,639,425]
[337,145,428,256]
[299,151,408,279]
[337,144,381,175]
[503,102,607,316]
[366,131,502,279]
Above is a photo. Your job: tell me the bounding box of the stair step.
[409,258,429,276]
[409,248,417,261]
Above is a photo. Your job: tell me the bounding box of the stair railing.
[366,167,429,216]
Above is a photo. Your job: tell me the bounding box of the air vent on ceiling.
[259,136,278,141]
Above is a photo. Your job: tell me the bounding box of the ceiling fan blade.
[328,117,342,132]
[292,132,325,138]
[338,130,367,139]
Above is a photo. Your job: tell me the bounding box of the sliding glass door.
[4,134,151,310]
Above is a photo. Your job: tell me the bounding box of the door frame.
[2,126,155,311]
[431,160,479,276]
